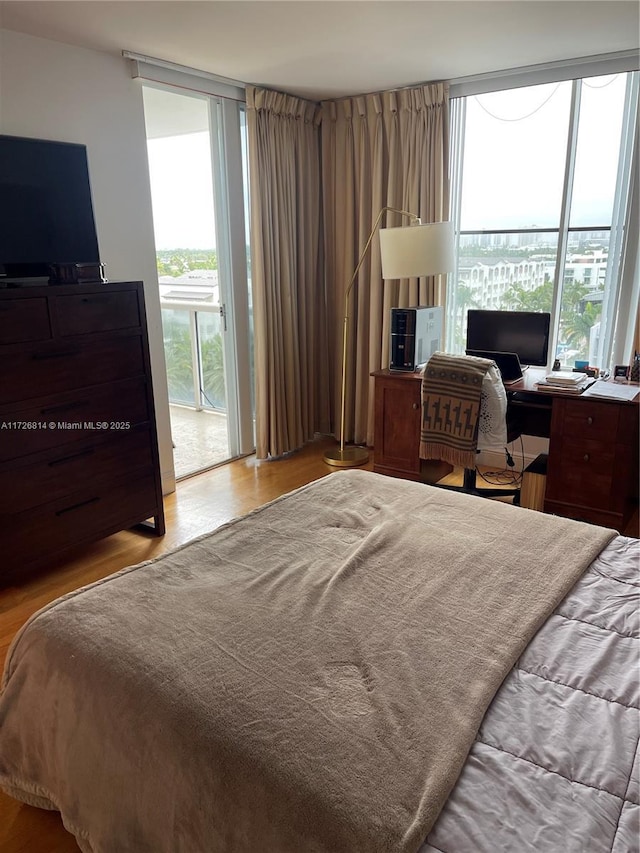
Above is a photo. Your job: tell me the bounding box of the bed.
[0,469,637,853]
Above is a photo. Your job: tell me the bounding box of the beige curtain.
[321,84,450,447]
[246,86,330,458]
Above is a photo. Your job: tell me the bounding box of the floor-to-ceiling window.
[141,81,254,479]
[448,67,639,372]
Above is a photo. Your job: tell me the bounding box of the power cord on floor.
[475,436,525,488]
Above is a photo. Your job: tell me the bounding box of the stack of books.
[535,372,596,394]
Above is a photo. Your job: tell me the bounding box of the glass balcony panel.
[197,310,227,411]
[161,308,197,407]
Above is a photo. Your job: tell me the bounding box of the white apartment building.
[458,249,608,309]
[563,249,608,290]
[458,256,551,308]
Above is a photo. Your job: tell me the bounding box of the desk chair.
[419,352,521,503]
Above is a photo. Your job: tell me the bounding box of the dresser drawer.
[0,375,151,461]
[0,428,155,512]
[2,474,160,570]
[546,437,616,508]
[54,289,141,335]
[0,297,51,344]
[544,499,623,530]
[555,398,619,442]
[1,334,145,404]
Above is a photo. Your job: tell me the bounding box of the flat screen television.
[0,134,100,282]
[466,309,551,367]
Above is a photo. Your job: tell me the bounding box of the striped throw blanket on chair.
[419,352,494,469]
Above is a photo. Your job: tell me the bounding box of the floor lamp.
[323,209,454,468]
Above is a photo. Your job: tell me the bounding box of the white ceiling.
[0,1,638,101]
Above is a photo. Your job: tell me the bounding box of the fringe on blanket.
[419,352,494,470]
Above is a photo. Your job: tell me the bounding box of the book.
[535,377,595,394]
[582,381,640,402]
[542,372,587,386]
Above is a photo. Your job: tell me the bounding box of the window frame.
[134,54,255,464]
[446,59,639,369]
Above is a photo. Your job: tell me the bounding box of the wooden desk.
[372,370,453,484]
[373,368,639,532]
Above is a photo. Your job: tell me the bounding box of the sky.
[147,132,216,251]
[460,73,627,231]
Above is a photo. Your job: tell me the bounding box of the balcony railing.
[161,298,226,412]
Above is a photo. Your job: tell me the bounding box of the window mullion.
[220,98,253,455]
[549,79,582,367]
[603,71,640,368]
[208,96,253,457]
[208,97,240,456]
[447,97,466,351]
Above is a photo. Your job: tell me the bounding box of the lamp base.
[323,445,369,468]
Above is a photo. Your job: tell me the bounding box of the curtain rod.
[320,49,639,103]
[450,49,639,88]
[121,49,312,105]
[121,50,247,90]
[122,48,638,105]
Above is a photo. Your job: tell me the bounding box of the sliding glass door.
[142,85,254,479]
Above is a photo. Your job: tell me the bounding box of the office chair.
[419,352,521,503]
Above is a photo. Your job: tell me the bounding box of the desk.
[372,368,639,532]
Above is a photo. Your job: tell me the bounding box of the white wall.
[0,28,176,493]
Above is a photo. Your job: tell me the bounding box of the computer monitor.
[465,310,551,368]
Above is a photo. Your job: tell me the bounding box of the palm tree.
[453,283,478,349]
[503,280,553,313]
[163,323,196,404]
[201,333,226,409]
[563,302,600,359]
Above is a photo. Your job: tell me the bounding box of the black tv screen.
[0,134,100,280]
[466,310,551,367]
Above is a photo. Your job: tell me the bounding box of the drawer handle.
[587,416,593,425]
[56,496,100,516]
[583,453,590,462]
[412,403,419,410]
[32,349,80,361]
[49,448,95,467]
[41,399,88,416]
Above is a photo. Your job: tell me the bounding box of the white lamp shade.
[379,220,454,279]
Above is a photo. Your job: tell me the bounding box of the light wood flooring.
[0,437,637,852]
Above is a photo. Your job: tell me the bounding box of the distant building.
[457,248,608,309]
[457,256,550,308]
[563,249,608,291]
[159,269,219,304]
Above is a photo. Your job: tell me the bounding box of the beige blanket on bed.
[0,470,615,853]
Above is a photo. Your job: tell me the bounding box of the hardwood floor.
[0,437,637,852]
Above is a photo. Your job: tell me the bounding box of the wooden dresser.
[0,280,165,580]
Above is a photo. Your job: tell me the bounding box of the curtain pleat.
[246,86,329,458]
[246,82,449,457]
[321,84,450,446]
